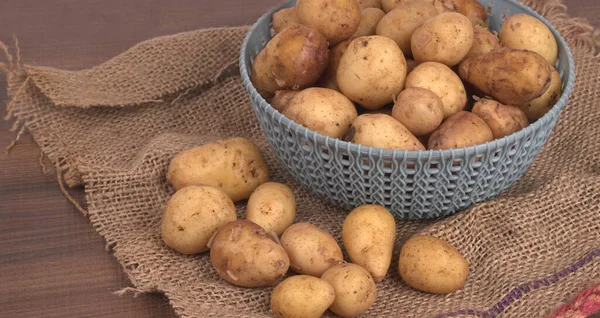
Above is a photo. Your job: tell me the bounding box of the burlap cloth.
[1,0,599,317]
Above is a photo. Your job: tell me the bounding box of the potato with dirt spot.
[271,90,300,113]
[499,13,558,65]
[349,114,425,150]
[464,25,501,59]
[270,275,336,318]
[358,0,382,9]
[392,87,444,136]
[272,7,301,34]
[472,98,529,139]
[518,66,562,122]
[428,111,493,149]
[317,38,353,91]
[246,182,296,237]
[296,0,362,46]
[321,263,378,317]
[352,8,386,38]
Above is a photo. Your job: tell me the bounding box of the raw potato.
[451,0,487,22]
[349,114,425,150]
[392,87,444,136]
[246,182,296,237]
[321,263,378,317]
[405,62,467,119]
[428,111,493,149]
[363,105,393,116]
[464,26,501,59]
[352,8,386,38]
[282,87,358,139]
[499,13,558,65]
[459,48,552,105]
[280,222,344,277]
[161,185,236,255]
[358,0,382,9]
[399,235,469,294]
[167,137,269,202]
[430,0,455,14]
[210,220,289,287]
[376,0,439,57]
[381,0,409,12]
[317,38,353,91]
[337,36,407,110]
[342,205,396,282]
[251,25,329,98]
[271,275,336,318]
[411,12,474,66]
[271,90,300,113]
[272,7,301,34]
[519,66,563,121]
[469,16,487,28]
[472,98,529,139]
[296,0,361,45]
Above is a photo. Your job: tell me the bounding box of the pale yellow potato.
[167,137,269,202]
[337,36,407,110]
[271,90,300,113]
[430,0,455,14]
[296,0,362,45]
[375,0,438,57]
[350,114,425,150]
[352,8,386,38]
[280,222,344,277]
[399,235,469,294]
[519,66,562,121]
[472,98,529,139]
[321,263,377,317]
[392,87,444,136]
[271,275,336,318]
[272,7,301,34]
[405,62,467,118]
[500,13,558,65]
[342,205,396,283]
[246,182,296,237]
[464,25,501,59]
[358,0,381,9]
[428,111,493,149]
[381,0,410,12]
[210,220,289,287]
[282,87,358,139]
[317,38,353,91]
[161,185,236,255]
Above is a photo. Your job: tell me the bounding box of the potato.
[428,111,493,149]
[317,38,353,91]
[469,16,487,28]
[246,182,296,237]
[472,98,529,139]
[459,48,552,105]
[464,25,501,59]
[399,235,469,294]
[342,205,396,283]
[363,105,393,116]
[349,114,425,150]
[358,0,382,9]
[405,62,467,119]
[321,263,377,317]
[167,138,269,202]
[451,0,487,22]
[271,90,300,113]
[210,220,289,287]
[280,222,344,277]
[337,36,407,110]
[430,0,455,14]
[296,0,361,46]
[251,25,329,98]
[518,66,562,121]
[282,87,358,139]
[381,0,409,12]
[271,275,336,318]
[376,0,439,57]
[411,12,474,66]
[352,8,386,38]
[392,87,444,136]
[499,13,558,65]
[161,185,236,255]
[272,7,301,34]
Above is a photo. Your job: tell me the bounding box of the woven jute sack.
[1,0,599,317]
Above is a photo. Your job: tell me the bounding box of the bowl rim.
[239,0,576,161]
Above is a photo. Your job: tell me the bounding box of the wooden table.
[0,1,598,317]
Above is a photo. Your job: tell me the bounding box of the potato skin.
[392,87,444,136]
[280,222,344,277]
[428,111,494,149]
[296,0,362,46]
[381,0,410,12]
[352,8,386,38]
[399,235,469,294]
[472,98,529,139]
[464,26,501,59]
[317,38,353,91]
[161,185,237,255]
[358,0,382,9]
[350,114,426,150]
[210,220,290,287]
[321,263,378,317]
[272,7,301,34]
[499,13,558,65]
[271,90,300,113]
[519,66,562,121]
[246,182,296,237]
[451,0,487,22]
[271,275,336,318]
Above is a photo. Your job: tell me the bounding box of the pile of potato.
[161,137,470,317]
[252,0,562,151]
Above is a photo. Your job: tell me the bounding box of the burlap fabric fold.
[2,0,599,317]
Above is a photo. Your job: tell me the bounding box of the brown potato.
[358,0,382,9]
[451,0,487,22]
[518,66,562,121]
[271,90,300,113]
[317,38,353,91]
[271,275,336,318]
[392,87,444,136]
[464,26,501,59]
[349,114,426,150]
[472,98,529,139]
[272,7,301,34]
[296,0,362,46]
[352,8,386,38]
[321,263,378,317]
[428,111,494,149]
[499,14,558,65]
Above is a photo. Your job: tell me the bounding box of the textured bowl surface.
[240,0,575,219]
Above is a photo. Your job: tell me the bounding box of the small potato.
[210,220,290,287]
[281,222,344,277]
[317,38,353,91]
[349,114,425,150]
[246,182,296,237]
[451,0,487,22]
[472,98,529,139]
[321,263,377,317]
[352,8,386,38]
[428,111,493,149]
[392,87,444,136]
[167,138,269,202]
[411,12,474,66]
[272,7,301,34]
[358,0,382,9]
[161,185,237,255]
[399,235,469,294]
[500,14,558,65]
[296,0,361,45]
[405,62,467,118]
[271,275,336,318]
[271,90,300,113]
[519,66,562,121]
[376,0,439,57]
[283,87,358,139]
[337,36,407,110]
[342,205,396,283]
[464,26,501,59]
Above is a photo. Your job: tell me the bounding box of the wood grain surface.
[0,1,597,317]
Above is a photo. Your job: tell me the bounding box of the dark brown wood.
[0,1,597,317]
